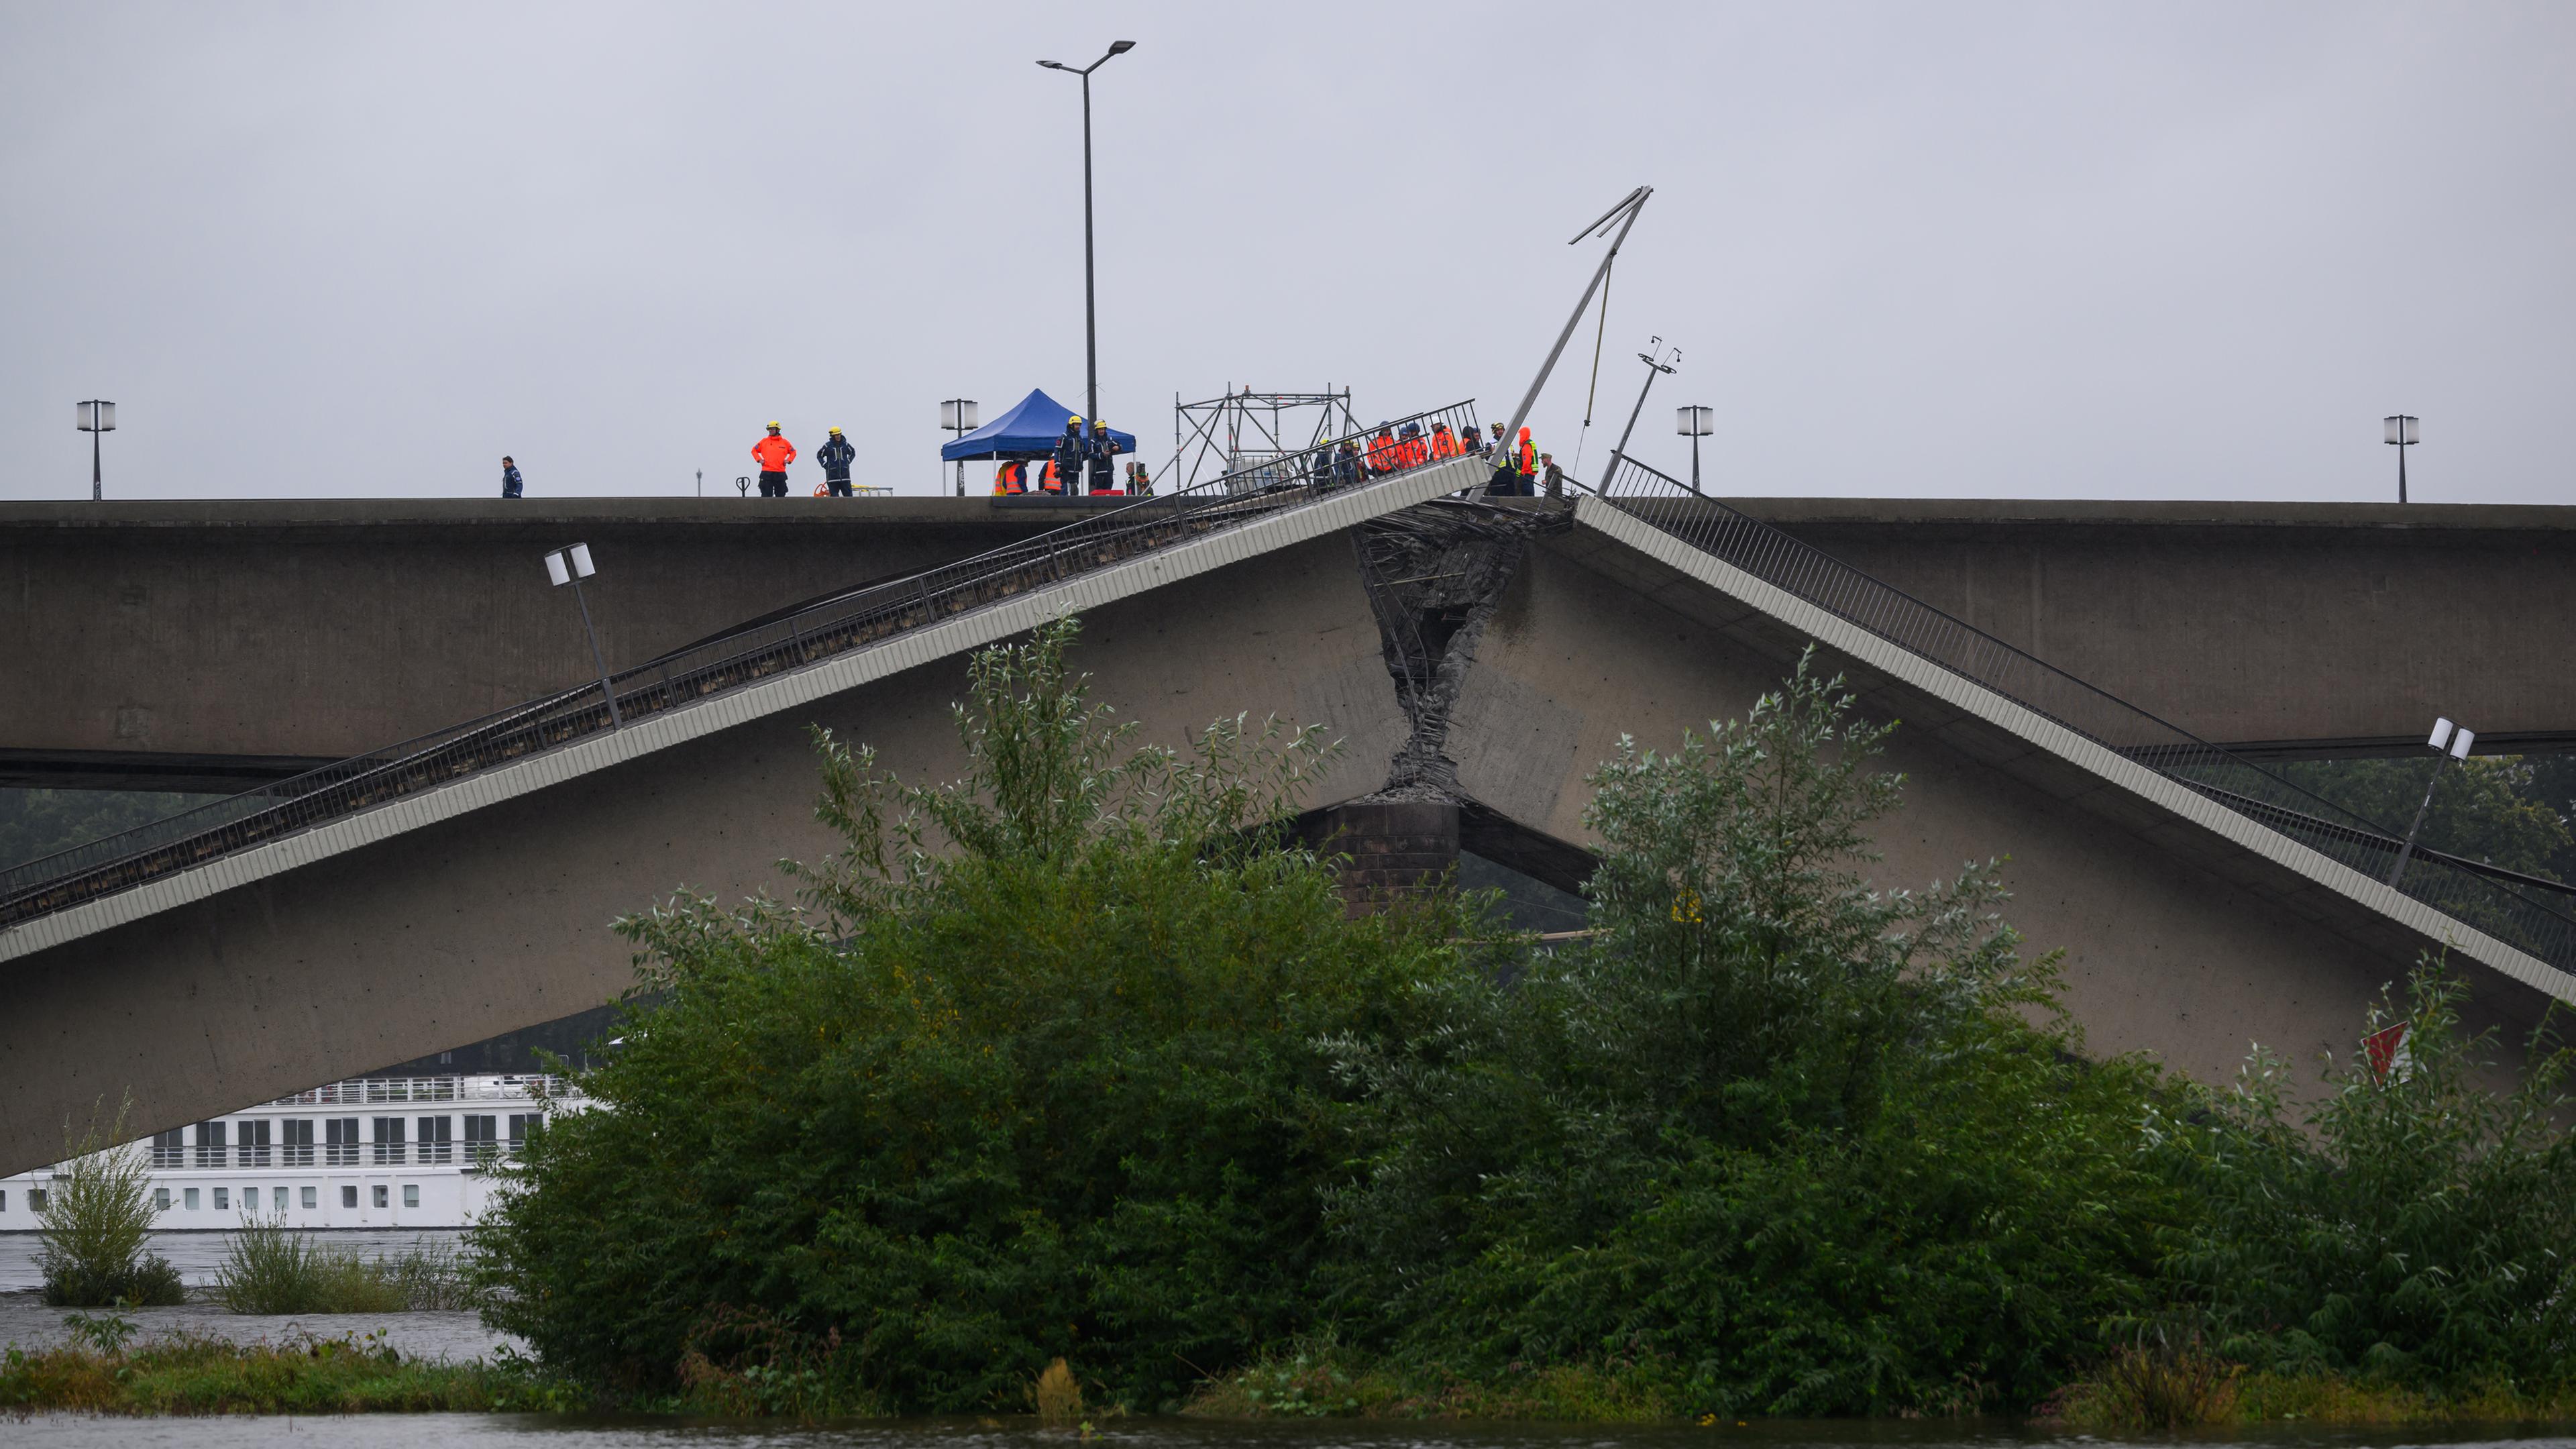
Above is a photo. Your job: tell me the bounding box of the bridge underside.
[3,506,2560,1173]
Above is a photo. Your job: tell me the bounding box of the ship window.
[372,1184,388,1208]
[195,1120,226,1168]
[417,1116,453,1165]
[402,1183,420,1208]
[29,1189,46,1212]
[237,1119,272,1167]
[151,1128,186,1169]
[154,1187,170,1210]
[341,1185,358,1208]
[464,1115,498,1165]
[372,1117,406,1166]
[213,1187,229,1210]
[0,1191,7,1212]
[325,1118,360,1167]
[274,1185,288,1211]
[302,1186,317,1209]
[280,1118,315,1167]
[184,1187,199,1210]
[508,1114,541,1154]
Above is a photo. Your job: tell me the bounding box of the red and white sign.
[2363,1020,2412,1083]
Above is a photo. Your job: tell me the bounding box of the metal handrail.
[0,402,1484,931]
[1575,454,2576,978]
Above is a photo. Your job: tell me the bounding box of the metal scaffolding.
[1169,386,1364,494]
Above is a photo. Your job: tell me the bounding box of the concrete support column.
[1315,798,1459,914]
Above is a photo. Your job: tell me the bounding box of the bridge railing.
[1578,453,2576,978]
[0,402,1483,931]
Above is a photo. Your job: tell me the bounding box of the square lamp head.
[2385,415,2420,445]
[942,399,980,432]
[2428,718,2454,751]
[543,544,596,588]
[76,400,115,433]
[2450,727,2475,760]
[1676,405,1713,438]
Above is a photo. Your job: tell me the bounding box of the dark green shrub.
[473,619,1466,1411]
[2151,959,2576,1388]
[1322,653,2178,1414]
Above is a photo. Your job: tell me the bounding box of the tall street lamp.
[1676,405,1712,494]
[2385,414,2420,504]
[543,543,621,728]
[76,400,115,501]
[942,398,980,496]
[1036,39,1135,435]
[2387,715,2475,889]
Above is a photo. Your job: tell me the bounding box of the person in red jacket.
[750,421,797,496]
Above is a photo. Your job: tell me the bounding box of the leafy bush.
[473,619,1465,1411]
[2150,959,2576,1388]
[1322,653,2178,1415]
[36,1103,184,1308]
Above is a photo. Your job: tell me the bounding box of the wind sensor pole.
[1493,186,1653,464]
[1603,340,1679,487]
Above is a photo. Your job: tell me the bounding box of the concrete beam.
[0,529,1412,1175]
[8,496,2576,773]
[1445,508,2564,1093]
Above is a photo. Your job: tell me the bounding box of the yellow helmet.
[766,420,781,429]
[828,425,843,435]
[1068,415,1083,424]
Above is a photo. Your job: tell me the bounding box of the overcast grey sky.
[3,1,2569,504]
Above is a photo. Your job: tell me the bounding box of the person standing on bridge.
[750,421,797,497]
[816,426,857,498]
[1085,420,1117,494]
[500,456,523,499]
[1540,453,1566,500]
[1052,417,1085,496]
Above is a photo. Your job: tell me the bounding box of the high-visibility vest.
[1517,439,1537,475]
[1430,429,1458,459]
[1401,435,1428,468]
[1040,460,1063,492]
[1366,431,1398,471]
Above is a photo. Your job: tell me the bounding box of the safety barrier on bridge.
[0,402,1487,941]
[1576,453,2576,992]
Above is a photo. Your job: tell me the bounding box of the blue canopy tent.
[941,388,1138,461]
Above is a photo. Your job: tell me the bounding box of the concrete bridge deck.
[4,496,2572,790]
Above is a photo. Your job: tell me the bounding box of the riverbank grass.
[2049,1362,2576,1431]
[0,1330,576,1415]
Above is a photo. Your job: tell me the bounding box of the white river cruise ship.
[0,1074,590,1232]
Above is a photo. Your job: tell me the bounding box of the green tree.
[2151,961,2576,1388]
[2273,757,2571,881]
[0,789,225,873]
[472,619,1467,1411]
[1324,653,2178,1415]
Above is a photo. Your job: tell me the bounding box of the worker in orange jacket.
[1428,423,1460,460]
[750,422,797,496]
[1365,423,1399,476]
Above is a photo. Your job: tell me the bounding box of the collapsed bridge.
[3,410,2572,1173]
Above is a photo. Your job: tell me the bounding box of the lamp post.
[1036,39,1134,434]
[2387,716,2475,889]
[1676,405,1712,494]
[942,398,981,497]
[2385,415,2420,504]
[76,400,115,501]
[543,543,621,728]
